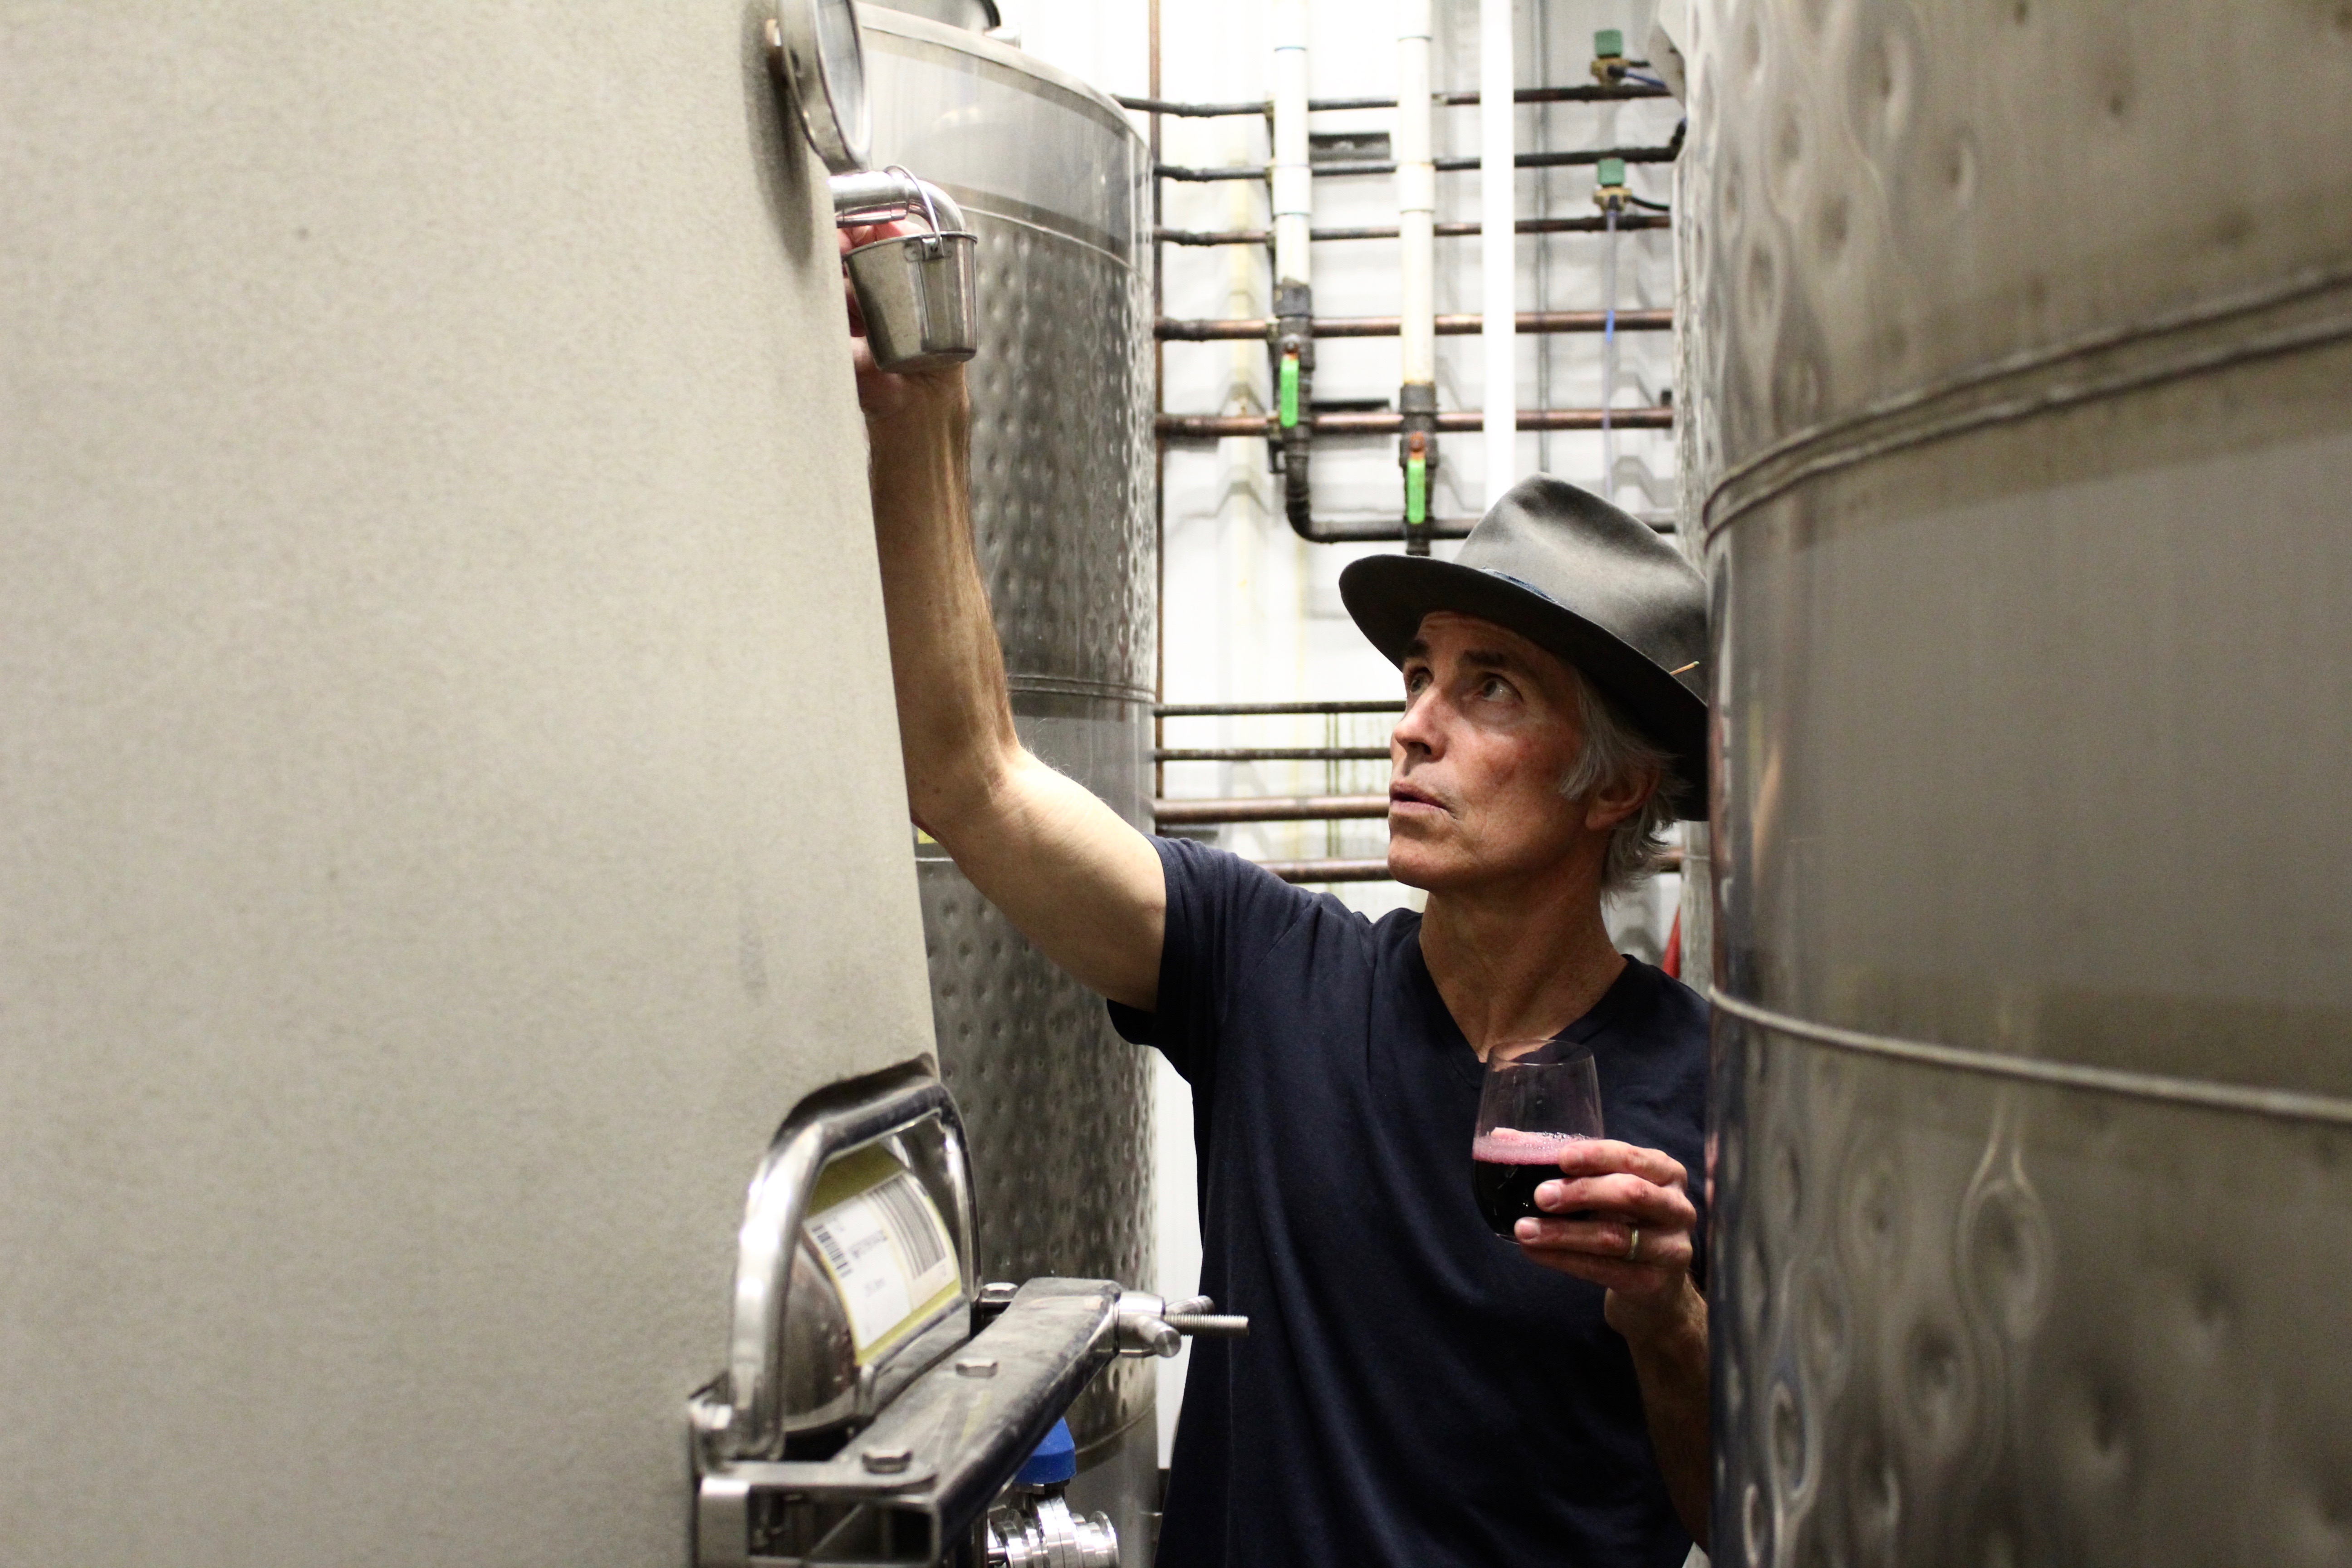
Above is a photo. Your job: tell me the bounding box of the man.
[852,255,1710,1566]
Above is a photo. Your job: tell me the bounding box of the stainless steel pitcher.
[833,167,978,373]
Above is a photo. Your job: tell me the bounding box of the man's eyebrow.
[1399,639,1530,675]
[1459,647,1528,675]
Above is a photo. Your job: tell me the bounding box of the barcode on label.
[808,1216,854,1278]
[802,1165,960,1362]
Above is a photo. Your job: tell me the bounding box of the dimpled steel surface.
[966,217,1156,701]
[1678,1,2352,1561]
[864,11,1157,1463]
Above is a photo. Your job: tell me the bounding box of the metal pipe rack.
[1157,309,1673,340]
[1154,794,1390,825]
[1155,132,1682,183]
[1157,745,1391,763]
[1251,849,1684,884]
[1157,701,1406,716]
[1137,28,1696,877]
[1256,859,1396,884]
[1137,32,1680,542]
[1158,212,1671,247]
[1154,702,1400,882]
[1114,83,1672,117]
[1251,850,1683,885]
[1150,704,1685,886]
[1157,406,1675,439]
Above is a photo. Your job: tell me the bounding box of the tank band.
[1712,990,2352,1129]
[1006,673,1155,705]
[1701,262,2352,546]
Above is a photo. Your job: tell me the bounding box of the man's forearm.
[864,372,1018,833]
[857,360,1165,1007]
[1613,1282,1711,1548]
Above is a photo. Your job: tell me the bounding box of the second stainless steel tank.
[862,9,1161,1553]
[1678,2,2352,1563]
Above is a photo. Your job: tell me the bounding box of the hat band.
[1480,569,1563,607]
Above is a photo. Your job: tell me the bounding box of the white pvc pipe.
[1601,204,1620,497]
[1396,0,1436,389]
[1480,0,1516,501]
[1269,0,1311,289]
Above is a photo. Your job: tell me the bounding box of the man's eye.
[1480,676,1512,699]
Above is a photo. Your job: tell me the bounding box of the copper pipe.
[1284,516,1484,541]
[1156,795,1391,826]
[1156,128,1682,183]
[1148,0,1165,805]
[1159,309,1671,341]
[1158,700,1405,717]
[1112,83,1669,118]
[1259,847,1684,884]
[1156,213,1671,247]
[1156,746,1391,763]
[1260,858,1396,884]
[1157,406,1674,439]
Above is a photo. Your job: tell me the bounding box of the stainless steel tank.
[862,10,1162,1554]
[1678,4,2352,1564]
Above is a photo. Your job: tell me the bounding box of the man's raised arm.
[853,268,1166,1011]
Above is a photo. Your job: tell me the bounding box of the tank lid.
[1013,1418,1078,1486]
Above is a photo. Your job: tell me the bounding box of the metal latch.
[687,1063,1245,1567]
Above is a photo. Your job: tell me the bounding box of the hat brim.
[1338,554,1709,819]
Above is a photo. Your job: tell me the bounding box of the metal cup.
[844,227,978,372]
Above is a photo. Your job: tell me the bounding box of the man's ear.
[1583,765,1659,833]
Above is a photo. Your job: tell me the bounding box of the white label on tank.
[804,1172,959,1359]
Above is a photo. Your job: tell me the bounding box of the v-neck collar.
[1400,918,1484,1087]
[1404,919,1646,1088]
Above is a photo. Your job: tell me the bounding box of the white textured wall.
[0,4,933,1563]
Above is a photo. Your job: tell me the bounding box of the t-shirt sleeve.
[1106,834,1319,1082]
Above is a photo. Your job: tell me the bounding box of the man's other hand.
[1512,1138,1703,1342]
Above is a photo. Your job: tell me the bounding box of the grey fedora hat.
[1337,475,1708,817]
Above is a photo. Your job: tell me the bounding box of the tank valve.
[986,1494,1120,1568]
[985,1422,1119,1568]
[1590,27,1629,85]
[1593,156,1632,215]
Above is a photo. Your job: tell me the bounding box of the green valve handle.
[1405,453,1427,525]
[1597,157,1627,188]
[1278,353,1300,429]
[1594,28,1624,57]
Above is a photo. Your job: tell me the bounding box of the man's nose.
[1392,691,1442,759]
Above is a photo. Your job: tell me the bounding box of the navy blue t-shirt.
[1108,835,1708,1568]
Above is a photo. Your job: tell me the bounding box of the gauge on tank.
[773,0,869,173]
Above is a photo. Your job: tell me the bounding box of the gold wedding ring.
[1625,1225,1642,1262]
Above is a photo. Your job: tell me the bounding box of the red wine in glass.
[1471,1042,1603,1239]
[1472,1130,1591,1235]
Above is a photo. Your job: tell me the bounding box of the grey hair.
[1558,671,1681,896]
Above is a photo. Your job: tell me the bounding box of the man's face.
[1387,612,1590,891]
